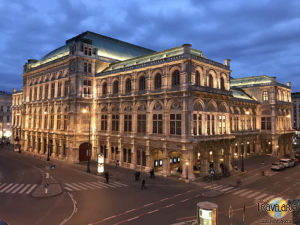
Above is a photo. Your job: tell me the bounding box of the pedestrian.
[150,169,155,178]
[105,171,109,184]
[141,179,145,190]
[116,160,119,167]
[135,171,140,181]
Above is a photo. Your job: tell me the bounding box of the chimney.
[286,82,291,87]
[224,59,231,68]
[182,44,191,54]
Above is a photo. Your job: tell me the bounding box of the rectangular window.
[39,115,42,128]
[112,115,119,131]
[44,115,48,129]
[128,149,131,163]
[101,115,107,131]
[57,82,61,97]
[64,115,68,130]
[45,84,49,99]
[253,117,256,130]
[263,91,269,101]
[212,115,215,135]
[170,114,181,135]
[222,115,226,133]
[84,62,87,72]
[51,83,55,98]
[207,115,210,135]
[88,48,92,56]
[137,114,146,133]
[88,63,92,73]
[57,115,61,130]
[39,86,43,99]
[123,148,127,162]
[261,117,271,130]
[50,115,54,130]
[136,150,141,165]
[124,115,132,132]
[34,87,37,100]
[153,114,163,134]
[142,151,146,166]
[64,81,70,96]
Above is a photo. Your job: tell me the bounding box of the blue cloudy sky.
[1,0,299,92]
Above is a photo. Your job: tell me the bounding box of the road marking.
[144,203,154,207]
[180,198,189,203]
[110,182,123,187]
[18,184,31,194]
[239,190,254,197]
[78,183,97,190]
[64,183,81,191]
[0,183,6,189]
[71,183,88,190]
[64,186,73,192]
[26,184,37,194]
[125,209,136,213]
[113,181,128,187]
[96,181,116,188]
[0,183,14,193]
[102,215,116,221]
[254,193,268,200]
[248,191,261,198]
[5,183,19,193]
[85,182,103,189]
[213,185,225,190]
[194,194,201,197]
[165,203,175,208]
[233,189,248,195]
[225,188,239,193]
[221,186,234,192]
[160,197,169,202]
[147,209,158,214]
[11,184,24,193]
[174,193,183,197]
[263,195,275,203]
[127,216,139,222]
[59,192,77,225]
[91,182,109,189]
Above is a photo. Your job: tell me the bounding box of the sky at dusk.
[0,0,299,92]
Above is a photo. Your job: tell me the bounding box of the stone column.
[200,145,209,176]
[162,143,170,177]
[224,144,232,172]
[145,140,151,172]
[106,137,111,164]
[118,138,123,166]
[130,140,136,169]
[272,137,279,158]
[51,137,57,157]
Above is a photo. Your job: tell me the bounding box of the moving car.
[279,158,295,168]
[271,162,285,171]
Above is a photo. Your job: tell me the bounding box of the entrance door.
[79,142,91,161]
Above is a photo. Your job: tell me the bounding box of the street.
[0,147,299,225]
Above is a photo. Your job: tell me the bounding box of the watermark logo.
[266,198,288,219]
[258,197,299,220]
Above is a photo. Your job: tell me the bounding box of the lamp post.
[83,108,91,173]
[241,110,250,172]
[185,161,189,180]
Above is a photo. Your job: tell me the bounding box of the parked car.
[271,162,285,171]
[280,158,295,168]
[291,158,299,165]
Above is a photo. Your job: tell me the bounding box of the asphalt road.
[0,147,299,225]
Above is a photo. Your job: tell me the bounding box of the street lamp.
[83,107,91,173]
[185,161,189,180]
[241,110,250,172]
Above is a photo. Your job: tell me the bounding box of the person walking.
[150,169,155,178]
[105,172,110,184]
[141,179,145,190]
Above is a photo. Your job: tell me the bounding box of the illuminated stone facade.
[292,92,300,131]
[0,91,12,140]
[11,31,293,179]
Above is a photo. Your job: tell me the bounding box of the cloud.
[0,0,299,91]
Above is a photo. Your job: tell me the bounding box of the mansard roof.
[27,31,155,69]
[231,87,257,102]
[230,75,290,89]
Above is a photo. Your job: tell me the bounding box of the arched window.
[139,76,146,91]
[102,82,107,96]
[125,78,131,93]
[172,70,180,87]
[113,80,119,94]
[208,75,213,88]
[220,77,225,90]
[154,73,162,89]
[195,71,200,86]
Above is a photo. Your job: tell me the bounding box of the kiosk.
[197,201,218,225]
[97,154,104,174]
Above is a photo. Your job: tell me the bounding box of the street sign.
[210,169,215,177]
[50,164,55,169]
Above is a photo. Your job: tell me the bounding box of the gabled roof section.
[27,31,155,69]
[231,87,257,102]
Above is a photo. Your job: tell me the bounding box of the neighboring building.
[11,31,293,180]
[0,91,12,141]
[292,92,300,132]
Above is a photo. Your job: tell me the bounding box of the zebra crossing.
[63,180,128,192]
[202,184,288,203]
[0,183,37,195]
